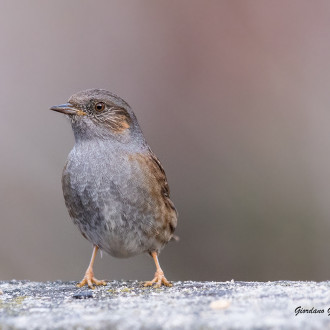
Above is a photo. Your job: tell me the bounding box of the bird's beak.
[50,103,87,116]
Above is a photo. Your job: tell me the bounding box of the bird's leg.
[144,251,172,288]
[77,246,106,289]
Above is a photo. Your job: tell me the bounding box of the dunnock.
[50,89,177,288]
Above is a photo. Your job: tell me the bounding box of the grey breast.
[62,139,166,258]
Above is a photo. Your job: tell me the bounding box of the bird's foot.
[77,269,106,289]
[144,270,172,288]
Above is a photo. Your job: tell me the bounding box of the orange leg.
[77,246,107,289]
[144,251,172,288]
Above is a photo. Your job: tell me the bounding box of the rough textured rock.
[1,280,330,329]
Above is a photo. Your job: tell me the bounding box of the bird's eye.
[95,102,105,112]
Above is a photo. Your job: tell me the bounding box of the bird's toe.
[144,270,172,288]
[77,272,106,289]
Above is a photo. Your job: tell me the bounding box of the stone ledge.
[1,280,330,329]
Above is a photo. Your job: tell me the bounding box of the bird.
[50,89,178,289]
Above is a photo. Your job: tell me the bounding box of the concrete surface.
[1,280,330,329]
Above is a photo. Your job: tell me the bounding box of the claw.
[144,270,172,288]
[77,275,106,289]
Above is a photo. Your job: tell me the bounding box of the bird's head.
[51,89,143,143]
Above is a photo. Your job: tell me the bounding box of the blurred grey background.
[1,0,330,282]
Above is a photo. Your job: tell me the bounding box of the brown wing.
[147,147,177,218]
[128,147,178,243]
[145,147,178,244]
